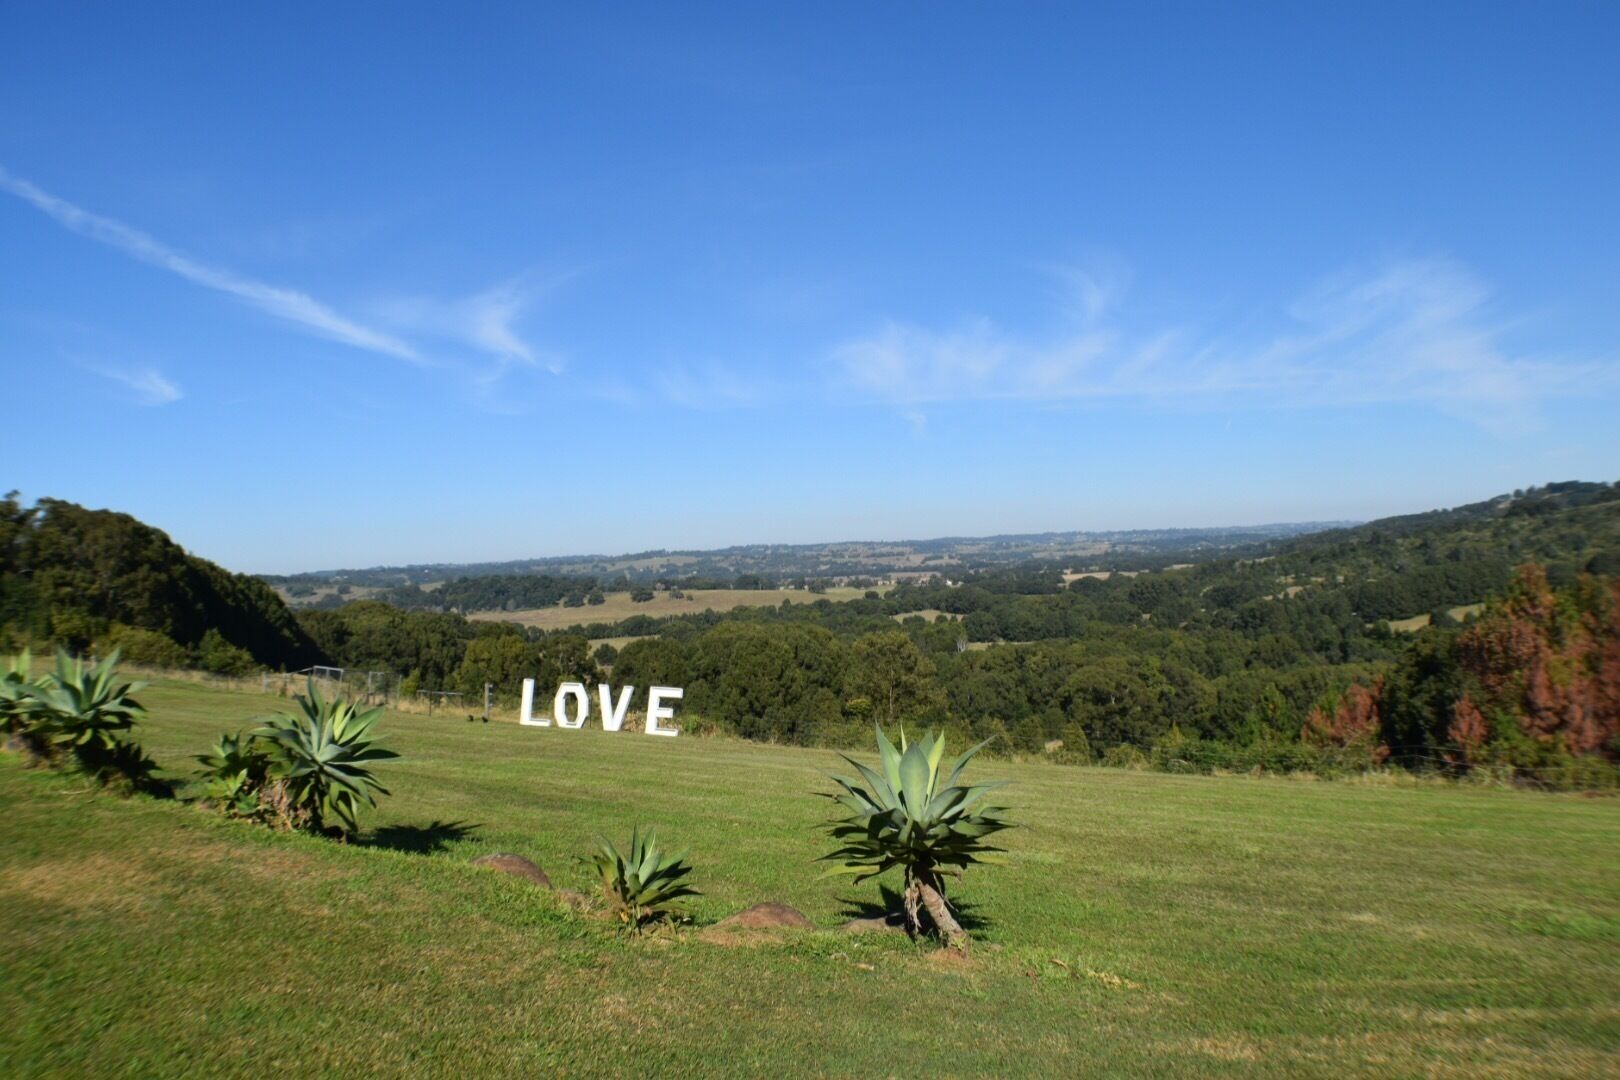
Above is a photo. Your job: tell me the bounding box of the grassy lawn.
[471,587,879,631]
[1389,604,1490,633]
[3,679,1618,1077]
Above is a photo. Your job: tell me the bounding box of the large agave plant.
[255,682,398,835]
[820,726,1012,949]
[588,826,700,927]
[26,649,146,759]
[16,649,163,791]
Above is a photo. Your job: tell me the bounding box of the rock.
[470,853,552,888]
[711,902,815,931]
[697,902,815,945]
[839,915,905,935]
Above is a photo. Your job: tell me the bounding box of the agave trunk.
[904,866,969,950]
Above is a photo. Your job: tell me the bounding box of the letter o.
[554,682,589,729]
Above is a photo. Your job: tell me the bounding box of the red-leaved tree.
[1302,679,1390,763]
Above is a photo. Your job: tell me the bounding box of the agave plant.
[194,729,275,819]
[588,826,700,927]
[254,682,399,835]
[820,726,1012,949]
[1,650,39,740]
[26,649,146,760]
[16,649,164,791]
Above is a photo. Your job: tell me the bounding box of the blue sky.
[3,2,1617,573]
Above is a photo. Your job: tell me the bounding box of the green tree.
[455,633,538,698]
[851,631,943,724]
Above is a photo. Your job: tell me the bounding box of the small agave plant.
[820,726,1012,949]
[254,681,399,836]
[0,650,39,745]
[194,729,275,819]
[588,826,700,928]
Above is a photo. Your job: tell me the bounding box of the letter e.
[645,686,682,737]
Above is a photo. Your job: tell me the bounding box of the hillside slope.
[2,678,1616,1077]
[0,494,319,669]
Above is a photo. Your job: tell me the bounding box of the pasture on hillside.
[470,586,878,631]
[2,678,1618,1077]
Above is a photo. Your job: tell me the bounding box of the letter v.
[598,684,635,732]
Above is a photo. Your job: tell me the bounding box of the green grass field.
[1388,604,1490,633]
[3,679,1618,1077]
[471,586,879,632]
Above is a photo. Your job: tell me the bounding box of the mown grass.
[3,678,1618,1077]
[470,586,879,631]
[1388,604,1489,633]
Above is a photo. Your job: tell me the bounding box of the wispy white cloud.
[369,277,567,377]
[1,166,421,363]
[1038,254,1131,325]
[832,257,1607,432]
[655,361,772,409]
[88,364,182,405]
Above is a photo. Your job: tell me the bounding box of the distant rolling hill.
[260,519,1355,598]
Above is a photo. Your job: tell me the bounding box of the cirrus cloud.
[832,257,1608,433]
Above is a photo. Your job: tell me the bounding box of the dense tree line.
[605,618,1385,757]
[375,574,602,613]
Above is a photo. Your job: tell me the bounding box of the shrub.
[254,682,399,835]
[1052,722,1092,764]
[820,726,1012,949]
[48,610,104,654]
[587,827,699,928]
[197,629,258,676]
[1100,743,1149,770]
[99,624,190,669]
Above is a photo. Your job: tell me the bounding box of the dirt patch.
[924,947,979,971]
[471,852,552,888]
[1188,1036,1262,1062]
[0,854,162,915]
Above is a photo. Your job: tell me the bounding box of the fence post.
[484,682,493,719]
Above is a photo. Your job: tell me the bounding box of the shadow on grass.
[359,820,481,854]
[835,883,991,933]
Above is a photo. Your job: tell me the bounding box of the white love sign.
[518,679,683,737]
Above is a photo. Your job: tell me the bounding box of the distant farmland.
[470,587,881,631]
[1388,603,1488,633]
